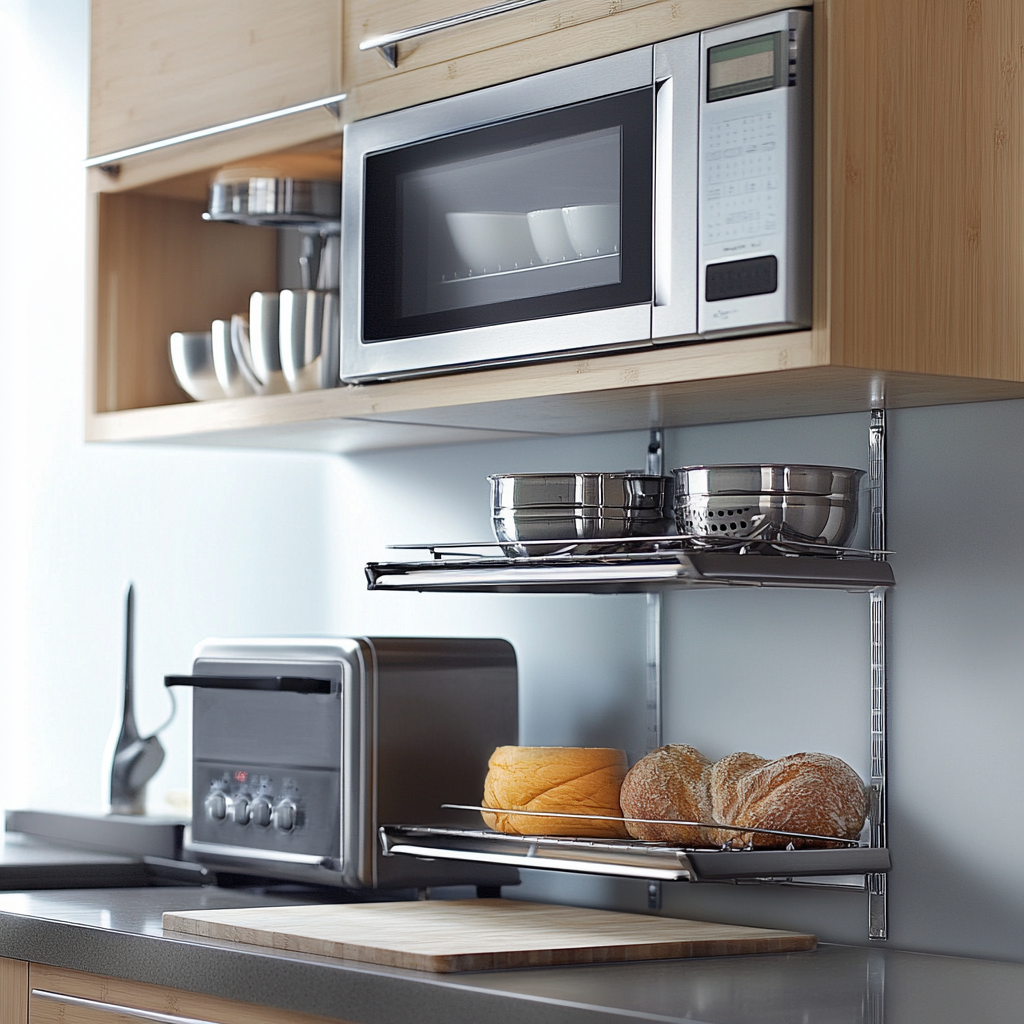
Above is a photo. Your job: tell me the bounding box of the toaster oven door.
[342,46,656,381]
[181,658,345,872]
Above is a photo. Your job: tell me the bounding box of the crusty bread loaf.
[618,744,717,846]
[621,745,867,849]
[713,751,868,848]
[482,746,629,838]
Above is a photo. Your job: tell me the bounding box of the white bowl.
[527,208,577,264]
[169,331,225,402]
[562,203,620,258]
[445,212,539,274]
[211,319,253,398]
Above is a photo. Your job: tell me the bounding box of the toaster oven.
[166,636,519,891]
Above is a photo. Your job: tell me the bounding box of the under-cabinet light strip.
[84,93,347,168]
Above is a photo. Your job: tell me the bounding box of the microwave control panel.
[698,8,813,336]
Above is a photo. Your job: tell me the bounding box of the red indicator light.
[234,770,248,783]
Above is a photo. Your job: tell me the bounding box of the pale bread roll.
[714,751,867,848]
[619,744,717,846]
[482,746,629,838]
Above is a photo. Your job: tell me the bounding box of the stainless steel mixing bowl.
[674,493,859,547]
[489,472,673,555]
[493,507,672,557]
[489,472,670,512]
[672,464,865,547]
[674,464,864,499]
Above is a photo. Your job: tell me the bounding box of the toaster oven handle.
[164,675,332,694]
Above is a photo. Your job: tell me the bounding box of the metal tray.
[379,825,891,883]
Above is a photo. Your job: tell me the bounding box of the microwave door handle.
[652,34,700,342]
[164,675,332,694]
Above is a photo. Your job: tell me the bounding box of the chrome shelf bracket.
[868,408,889,941]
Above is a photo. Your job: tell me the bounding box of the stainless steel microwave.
[341,9,812,382]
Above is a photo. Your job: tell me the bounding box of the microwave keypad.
[702,112,781,250]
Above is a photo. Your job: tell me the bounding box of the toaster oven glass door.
[362,88,653,342]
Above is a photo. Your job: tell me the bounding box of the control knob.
[250,796,273,828]
[204,791,227,822]
[229,795,251,826]
[272,798,297,832]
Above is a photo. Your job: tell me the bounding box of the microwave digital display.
[707,32,784,102]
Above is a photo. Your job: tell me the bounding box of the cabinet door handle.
[360,0,553,67]
[32,990,221,1024]
[84,93,347,171]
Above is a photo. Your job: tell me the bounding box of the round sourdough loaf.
[712,751,867,848]
[618,744,718,846]
[619,744,867,849]
[482,746,629,838]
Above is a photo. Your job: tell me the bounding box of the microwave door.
[652,32,701,344]
[341,46,655,382]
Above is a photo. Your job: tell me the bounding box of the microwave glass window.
[363,88,653,342]
[707,33,784,102]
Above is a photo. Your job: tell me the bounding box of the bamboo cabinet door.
[89,0,343,159]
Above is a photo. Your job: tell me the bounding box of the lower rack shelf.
[379,825,891,883]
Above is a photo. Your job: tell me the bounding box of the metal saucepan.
[489,472,671,512]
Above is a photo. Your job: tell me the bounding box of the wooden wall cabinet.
[27,965,350,1024]
[89,0,343,160]
[85,0,1024,454]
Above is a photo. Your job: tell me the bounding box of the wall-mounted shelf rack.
[366,411,892,940]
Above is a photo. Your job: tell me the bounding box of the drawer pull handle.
[360,0,552,67]
[32,990,220,1024]
[84,93,347,171]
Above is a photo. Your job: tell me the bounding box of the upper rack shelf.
[365,541,895,595]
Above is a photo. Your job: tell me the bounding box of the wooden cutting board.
[163,899,816,972]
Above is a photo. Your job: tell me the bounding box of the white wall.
[2,0,1023,966]
[0,0,336,816]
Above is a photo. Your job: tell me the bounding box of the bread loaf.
[621,744,866,849]
[618,744,717,846]
[713,751,868,848]
[482,746,629,838]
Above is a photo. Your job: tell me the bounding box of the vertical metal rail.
[867,950,887,1024]
[645,429,664,912]
[645,429,664,755]
[868,409,889,941]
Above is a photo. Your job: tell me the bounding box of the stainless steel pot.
[489,472,670,511]
[489,472,672,555]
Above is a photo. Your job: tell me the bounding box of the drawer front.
[89,0,343,159]
[29,967,350,1024]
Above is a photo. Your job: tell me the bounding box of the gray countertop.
[1,887,1023,1024]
